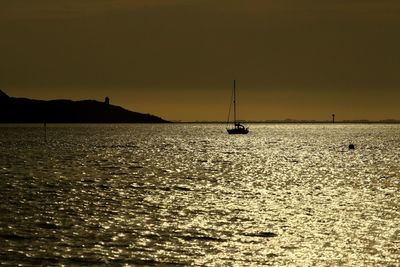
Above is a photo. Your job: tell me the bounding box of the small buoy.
[348,144,355,150]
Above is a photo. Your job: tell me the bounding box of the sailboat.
[227,80,249,134]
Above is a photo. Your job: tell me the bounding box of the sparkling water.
[1,124,399,266]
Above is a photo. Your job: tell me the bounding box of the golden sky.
[1,0,399,121]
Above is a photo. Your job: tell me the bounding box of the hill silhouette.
[0,90,169,123]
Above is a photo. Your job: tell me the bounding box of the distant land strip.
[174,120,400,124]
[0,90,169,123]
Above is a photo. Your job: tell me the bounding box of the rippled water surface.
[1,124,399,266]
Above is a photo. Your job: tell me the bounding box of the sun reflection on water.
[0,124,399,266]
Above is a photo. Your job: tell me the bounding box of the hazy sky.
[1,0,399,121]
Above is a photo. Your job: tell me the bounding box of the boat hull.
[227,128,249,134]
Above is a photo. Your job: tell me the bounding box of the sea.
[0,124,399,266]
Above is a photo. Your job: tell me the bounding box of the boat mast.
[233,80,236,125]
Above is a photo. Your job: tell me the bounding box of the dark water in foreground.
[0,124,399,266]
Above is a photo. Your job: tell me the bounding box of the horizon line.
[172,119,400,123]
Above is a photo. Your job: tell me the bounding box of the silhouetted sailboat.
[227,80,249,134]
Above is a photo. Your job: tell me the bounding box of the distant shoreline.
[1,121,399,125]
[172,120,400,124]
